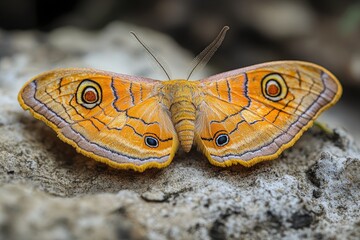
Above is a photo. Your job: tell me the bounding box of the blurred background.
[0,0,359,142]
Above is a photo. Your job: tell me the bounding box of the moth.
[18,27,342,172]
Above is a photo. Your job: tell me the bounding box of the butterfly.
[18,27,342,172]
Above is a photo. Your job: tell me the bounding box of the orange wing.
[18,69,179,172]
[194,61,342,167]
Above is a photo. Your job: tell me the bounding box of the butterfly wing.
[194,61,342,167]
[18,69,179,172]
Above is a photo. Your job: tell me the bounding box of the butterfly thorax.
[160,80,201,152]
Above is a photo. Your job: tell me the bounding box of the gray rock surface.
[0,22,359,240]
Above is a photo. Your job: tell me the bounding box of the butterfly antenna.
[186,26,230,80]
[130,31,172,80]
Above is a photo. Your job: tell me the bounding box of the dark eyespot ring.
[215,134,229,147]
[76,79,102,109]
[145,136,159,148]
[261,73,288,102]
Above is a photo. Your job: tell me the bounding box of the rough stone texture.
[0,22,360,240]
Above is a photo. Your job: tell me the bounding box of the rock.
[235,1,316,39]
[0,185,145,240]
[0,22,360,239]
[141,189,168,202]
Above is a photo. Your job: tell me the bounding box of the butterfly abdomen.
[164,81,198,153]
[170,99,196,152]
